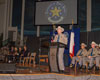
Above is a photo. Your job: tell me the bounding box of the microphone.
[51,33,55,42]
[51,24,56,42]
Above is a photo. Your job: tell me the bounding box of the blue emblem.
[45,2,66,24]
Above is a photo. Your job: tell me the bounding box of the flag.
[69,31,75,58]
[69,19,75,58]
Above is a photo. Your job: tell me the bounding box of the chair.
[86,60,96,73]
[29,52,36,67]
[86,61,89,72]
[23,52,31,66]
[19,54,24,64]
[74,61,79,74]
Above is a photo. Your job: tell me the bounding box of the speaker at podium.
[48,42,66,72]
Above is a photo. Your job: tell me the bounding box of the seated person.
[23,45,29,57]
[9,46,15,55]
[14,47,19,56]
[70,43,87,69]
[7,46,15,63]
[18,46,23,57]
[1,47,9,62]
[83,41,98,70]
[95,44,100,70]
[19,45,29,63]
[14,47,19,62]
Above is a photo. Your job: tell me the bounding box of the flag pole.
[69,19,74,30]
[69,19,75,58]
[72,19,74,31]
[52,23,56,30]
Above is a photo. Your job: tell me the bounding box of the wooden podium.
[48,42,66,72]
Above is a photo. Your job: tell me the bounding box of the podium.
[48,42,66,72]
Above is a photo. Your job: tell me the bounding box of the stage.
[0,74,100,80]
[0,63,100,80]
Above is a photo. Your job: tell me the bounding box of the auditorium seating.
[22,52,31,66]
[29,52,36,67]
[21,52,36,67]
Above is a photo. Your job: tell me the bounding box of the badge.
[45,1,66,24]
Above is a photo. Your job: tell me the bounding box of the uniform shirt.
[76,48,88,57]
[97,48,100,56]
[87,48,99,57]
[54,33,68,45]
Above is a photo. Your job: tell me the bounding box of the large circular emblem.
[45,1,66,24]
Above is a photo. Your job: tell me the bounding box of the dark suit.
[23,49,29,57]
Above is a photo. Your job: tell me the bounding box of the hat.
[81,43,87,47]
[99,44,100,47]
[91,41,96,45]
[56,26,64,32]
[95,44,99,47]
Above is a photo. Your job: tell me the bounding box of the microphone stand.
[52,24,56,40]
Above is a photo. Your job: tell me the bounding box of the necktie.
[79,50,83,56]
[91,48,93,56]
[57,35,60,42]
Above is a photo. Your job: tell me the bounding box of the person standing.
[53,26,68,73]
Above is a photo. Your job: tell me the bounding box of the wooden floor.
[0,63,100,80]
[16,63,100,76]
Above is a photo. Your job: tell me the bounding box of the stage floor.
[16,63,100,76]
[0,63,100,80]
[0,63,100,76]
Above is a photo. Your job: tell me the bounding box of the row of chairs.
[74,60,100,73]
[19,52,36,67]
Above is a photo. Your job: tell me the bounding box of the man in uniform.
[95,44,100,70]
[54,26,68,45]
[83,41,98,70]
[53,26,68,72]
[70,43,87,69]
